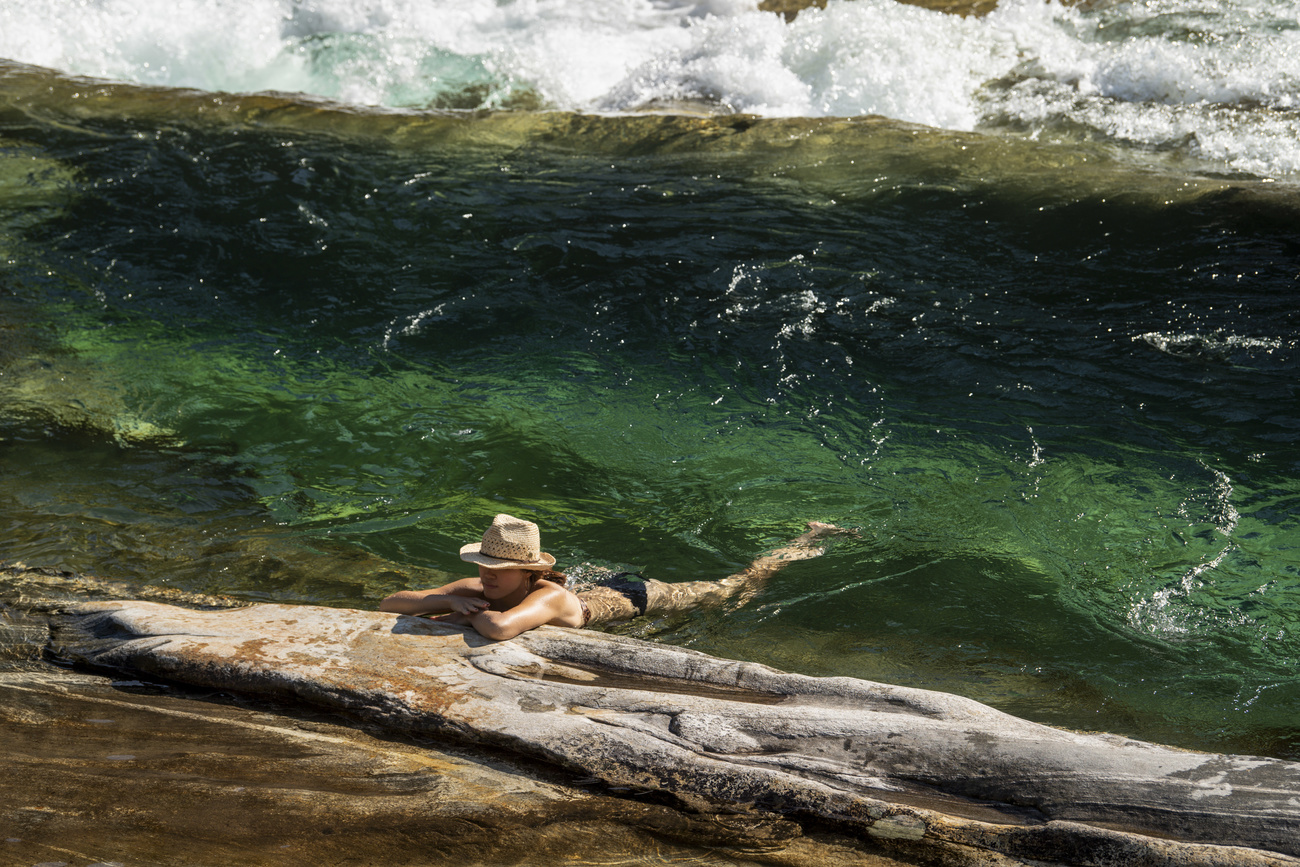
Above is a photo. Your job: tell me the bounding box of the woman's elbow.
[472,617,525,641]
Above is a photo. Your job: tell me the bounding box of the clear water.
[1,0,1298,765]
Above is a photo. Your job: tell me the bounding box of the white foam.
[981,0,1300,175]
[596,0,1015,126]
[1,0,1298,176]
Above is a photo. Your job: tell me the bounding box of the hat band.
[484,546,539,561]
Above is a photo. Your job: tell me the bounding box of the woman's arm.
[378,578,488,617]
[457,585,576,640]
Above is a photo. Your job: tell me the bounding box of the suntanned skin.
[379,565,585,640]
[380,521,851,640]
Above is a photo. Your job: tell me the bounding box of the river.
[1,0,1297,765]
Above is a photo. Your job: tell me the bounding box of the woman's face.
[477,565,531,600]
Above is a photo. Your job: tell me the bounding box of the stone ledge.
[47,600,1300,866]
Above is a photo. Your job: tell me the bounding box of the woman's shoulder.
[527,576,586,627]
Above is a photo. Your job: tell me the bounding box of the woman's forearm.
[465,609,527,640]
[378,590,455,616]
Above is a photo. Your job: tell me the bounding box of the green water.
[1,79,1298,760]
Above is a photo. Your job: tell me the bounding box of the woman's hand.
[430,595,491,626]
[444,595,490,616]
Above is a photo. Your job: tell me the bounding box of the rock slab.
[52,601,1300,866]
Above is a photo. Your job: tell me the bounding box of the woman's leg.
[578,522,851,625]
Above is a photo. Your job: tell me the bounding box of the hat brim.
[459,543,556,570]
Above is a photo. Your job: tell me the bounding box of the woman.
[379,513,584,640]
[379,513,845,640]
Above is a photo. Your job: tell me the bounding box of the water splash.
[2,0,1298,175]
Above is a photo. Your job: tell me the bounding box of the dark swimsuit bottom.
[552,570,644,628]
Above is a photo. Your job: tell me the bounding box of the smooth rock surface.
[50,600,1300,866]
[6,668,916,867]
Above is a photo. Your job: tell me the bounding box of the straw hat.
[459,513,557,570]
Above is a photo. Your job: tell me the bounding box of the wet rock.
[51,600,1300,866]
[759,0,1000,23]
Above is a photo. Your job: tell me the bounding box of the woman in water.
[379,513,845,639]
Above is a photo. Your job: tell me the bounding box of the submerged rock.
[51,600,1300,866]
[0,346,183,446]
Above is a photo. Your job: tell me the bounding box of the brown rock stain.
[233,638,276,660]
[284,651,332,667]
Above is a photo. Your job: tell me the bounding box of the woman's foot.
[762,521,857,563]
[791,520,857,548]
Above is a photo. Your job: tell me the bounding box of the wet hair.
[531,569,568,588]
